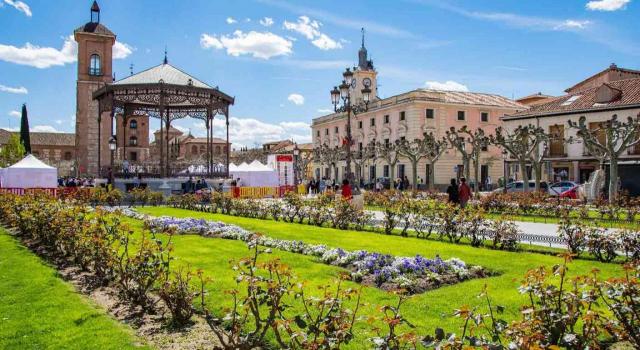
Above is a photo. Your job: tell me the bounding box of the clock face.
[363,78,372,88]
[351,78,357,88]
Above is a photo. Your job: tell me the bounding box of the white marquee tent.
[229,160,278,187]
[0,154,58,189]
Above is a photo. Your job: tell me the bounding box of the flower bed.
[135,213,491,294]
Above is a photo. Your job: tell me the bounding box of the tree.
[352,140,376,186]
[447,126,491,195]
[397,137,427,191]
[376,140,401,184]
[0,133,26,167]
[20,103,31,154]
[491,125,542,193]
[568,114,640,202]
[316,144,343,181]
[295,150,314,181]
[421,132,447,191]
[528,127,553,192]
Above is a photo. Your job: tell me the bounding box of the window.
[400,136,406,142]
[426,108,434,119]
[481,145,488,152]
[400,111,406,121]
[191,145,198,154]
[129,151,138,162]
[325,128,329,135]
[89,54,101,76]
[129,136,137,146]
[481,112,489,122]
[358,120,363,129]
[370,118,376,126]
[384,115,390,124]
[369,165,376,182]
[384,138,390,146]
[457,111,465,121]
[129,119,138,129]
[334,126,339,133]
[64,152,72,161]
[398,164,406,179]
[215,146,221,154]
[358,142,363,151]
[316,130,320,137]
[383,165,389,177]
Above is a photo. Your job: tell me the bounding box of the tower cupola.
[90,1,100,23]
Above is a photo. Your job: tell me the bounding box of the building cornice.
[501,103,640,122]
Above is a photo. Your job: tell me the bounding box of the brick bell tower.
[74,1,115,176]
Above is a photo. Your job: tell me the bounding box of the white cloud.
[226,17,237,24]
[284,15,342,50]
[311,33,342,50]
[586,0,630,11]
[31,125,62,133]
[0,84,27,94]
[8,110,20,117]
[554,20,592,30]
[194,117,311,146]
[200,31,292,59]
[113,41,134,59]
[425,80,469,92]
[259,17,274,27]
[317,108,333,114]
[55,119,62,125]
[0,35,132,68]
[287,93,305,105]
[3,0,31,17]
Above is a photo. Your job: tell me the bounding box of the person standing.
[458,177,472,208]
[319,177,326,194]
[403,176,410,191]
[341,179,352,200]
[446,178,459,204]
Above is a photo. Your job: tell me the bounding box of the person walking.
[446,178,459,204]
[403,176,410,191]
[319,177,326,194]
[458,177,472,208]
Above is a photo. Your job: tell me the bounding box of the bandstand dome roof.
[113,63,212,89]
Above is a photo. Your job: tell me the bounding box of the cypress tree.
[19,103,31,154]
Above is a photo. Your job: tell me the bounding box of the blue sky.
[0,0,638,147]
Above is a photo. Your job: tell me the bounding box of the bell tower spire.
[90,1,100,23]
[361,27,365,49]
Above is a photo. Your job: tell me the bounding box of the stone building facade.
[503,65,640,185]
[311,40,526,188]
[0,129,76,176]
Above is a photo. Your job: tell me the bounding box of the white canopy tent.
[229,160,279,187]
[0,154,58,189]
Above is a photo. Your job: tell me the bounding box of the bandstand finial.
[163,46,168,64]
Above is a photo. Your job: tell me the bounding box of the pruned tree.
[491,125,542,192]
[568,114,640,202]
[20,103,31,154]
[376,140,401,184]
[352,140,376,186]
[296,150,314,181]
[528,127,553,192]
[0,133,26,167]
[422,132,447,191]
[397,137,427,191]
[446,126,491,195]
[316,143,343,181]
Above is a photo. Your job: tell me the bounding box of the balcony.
[88,67,102,76]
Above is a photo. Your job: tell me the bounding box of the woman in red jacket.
[341,179,352,200]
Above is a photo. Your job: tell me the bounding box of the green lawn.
[135,206,625,348]
[0,228,147,350]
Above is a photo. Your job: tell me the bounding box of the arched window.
[129,119,137,129]
[129,136,137,146]
[89,54,101,76]
[191,145,198,155]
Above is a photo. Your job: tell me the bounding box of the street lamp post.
[502,149,508,194]
[293,144,300,188]
[330,68,371,192]
[108,136,116,186]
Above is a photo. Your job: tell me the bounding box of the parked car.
[493,181,549,193]
[549,181,579,196]
[559,184,582,199]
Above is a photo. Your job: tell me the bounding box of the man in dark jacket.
[446,178,459,204]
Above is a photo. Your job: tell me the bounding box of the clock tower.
[351,28,378,104]
[74,0,115,176]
